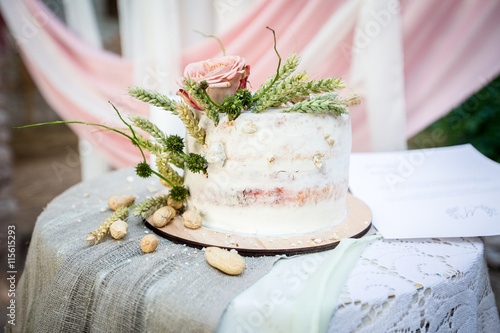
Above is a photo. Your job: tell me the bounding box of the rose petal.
[177,89,203,110]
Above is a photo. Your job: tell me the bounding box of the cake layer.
[184,108,351,236]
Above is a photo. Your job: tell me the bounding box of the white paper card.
[349,144,500,239]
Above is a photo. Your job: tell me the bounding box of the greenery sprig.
[128,115,206,173]
[16,103,192,202]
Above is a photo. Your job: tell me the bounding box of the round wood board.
[144,193,372,256]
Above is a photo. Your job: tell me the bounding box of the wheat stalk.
[339,93,361,107]
[254,53,301,98]
[156,153,184,188]
[86,206,129,245]
[132,195,170,219]
[134,133,164,154]
[253,72,309,112]
[283,93,349,115]
[175,102,206,145]
[128,86,177,113]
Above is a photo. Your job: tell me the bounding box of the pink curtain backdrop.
[2,0,500,167]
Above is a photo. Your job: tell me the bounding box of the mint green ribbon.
[217,234,381,333]
[292,234,381,332]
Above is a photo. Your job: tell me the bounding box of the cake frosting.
[184,108,351,236]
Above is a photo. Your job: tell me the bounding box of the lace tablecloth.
[7,169,499,332]
[330,237,499,332]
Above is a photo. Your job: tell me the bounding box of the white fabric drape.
[350,0,407,151]
[118,0,185,140]
[64,0,112,180]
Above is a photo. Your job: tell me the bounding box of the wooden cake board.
[145,193,372,256]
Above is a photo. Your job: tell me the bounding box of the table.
[7,169,500,332]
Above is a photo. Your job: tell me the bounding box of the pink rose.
[183,55,250,105]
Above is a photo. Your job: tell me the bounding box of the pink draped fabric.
[401,0,500,137]
[2,0,500,167]
[14,0,148,167]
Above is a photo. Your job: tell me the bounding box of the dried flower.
[183,55,250,104]
[185,153,208,174]
[165,135,184,154]
[136,162,153,178]
[169,186,189,203]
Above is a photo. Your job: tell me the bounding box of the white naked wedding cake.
[184,110,351,236]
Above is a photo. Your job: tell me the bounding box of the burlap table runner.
[7,168,279,333]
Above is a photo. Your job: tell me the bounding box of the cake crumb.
[126,176,134,183]
[83,193,90,198]
[323,133,335,146]
[313,154,325,169]
[241,122,257,134]
[206,141,226,167]
[100,207,107,212]
[76,219,82,223]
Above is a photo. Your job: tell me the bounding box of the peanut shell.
[141,234,159,253]
[108,194,135,211]
[205,247,245,275]
[167,197,183,210]
[110,220,128,239]
[151,206,176,228]
[183,210,202,229]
